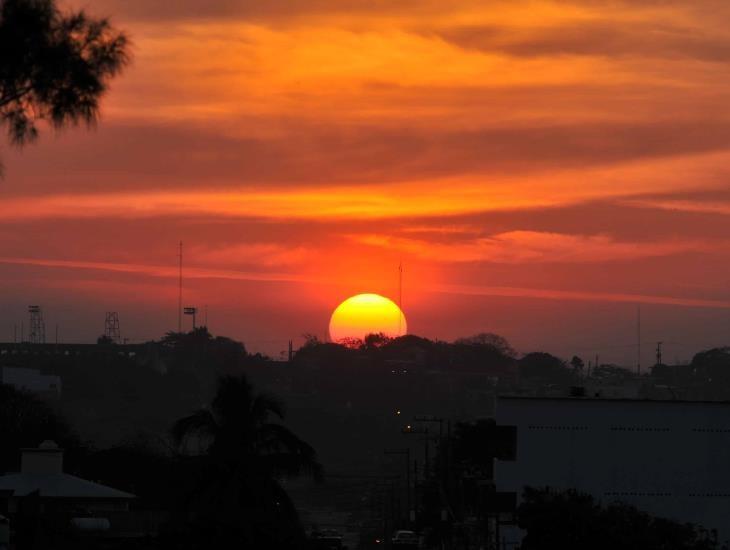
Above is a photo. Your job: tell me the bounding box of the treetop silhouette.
[0,0,128,170]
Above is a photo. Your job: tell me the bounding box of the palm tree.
[170,375,322,548]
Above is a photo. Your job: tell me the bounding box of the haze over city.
[2,0,730,364]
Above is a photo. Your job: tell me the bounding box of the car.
[311,528,344,549]
[391,529,419,547]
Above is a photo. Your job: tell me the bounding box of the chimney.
[21,440,63,474]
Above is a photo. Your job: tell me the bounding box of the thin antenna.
[398,261,403,336]
[656,341,663,365]
[637,304,641,375]
[178,241,183,333]
[204,304,208,327]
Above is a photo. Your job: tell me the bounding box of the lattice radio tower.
[105,312,121,344]
[28,305,45,344]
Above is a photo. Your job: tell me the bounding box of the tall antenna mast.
[178,241,183,333]
[398,261,403,335]
[637,304,641,375]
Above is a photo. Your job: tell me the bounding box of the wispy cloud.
[353,231,721,263]
[622,198,730,216]
[0,256,314,284]
[432,282,730,309]
[3,254,729,310]
[190,243,312,267]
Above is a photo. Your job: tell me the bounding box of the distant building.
[0,441,135,546]
[496,395,730,546]
[0,366,61,397]
[0,441,134,511]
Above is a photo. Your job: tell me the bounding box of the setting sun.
[329,293,407,343]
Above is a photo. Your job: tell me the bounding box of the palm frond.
[171,408,217,448]
[252,392,285,422]
[212,375,254,418]
[258,423,323,481]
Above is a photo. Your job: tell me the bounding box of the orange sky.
[1,0,730,363]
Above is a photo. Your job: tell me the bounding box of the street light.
[183,306,197,329]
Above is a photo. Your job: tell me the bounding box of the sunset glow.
[2,0,730,362]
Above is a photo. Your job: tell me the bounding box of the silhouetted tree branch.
[0,0,129,170]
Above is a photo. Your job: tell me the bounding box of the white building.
[0,367,61,397]
[496,396,730,545]
[0,441,134,512]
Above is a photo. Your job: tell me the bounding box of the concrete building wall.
[495,396,730,544]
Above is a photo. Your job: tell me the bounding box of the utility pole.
[403,424,430,482]
[656,341,663,365]
[384,448,411,527]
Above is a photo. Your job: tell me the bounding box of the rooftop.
[498,394,730,406]
[0,472,134,499]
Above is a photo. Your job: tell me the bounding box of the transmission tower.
[105,312,121,344]
[28,306,45,344]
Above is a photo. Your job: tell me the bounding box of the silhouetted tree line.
[0,384,80,473]
[518,487,718,550]
[0,0,128,172]
[296,332,518,376]
[650,347,730,400]
[0,327,274,449]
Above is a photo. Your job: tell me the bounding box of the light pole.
[407,415,455,547]
[403,424,431,480]
[183,306,197,330]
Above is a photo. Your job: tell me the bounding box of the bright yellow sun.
[329,293,407,343]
